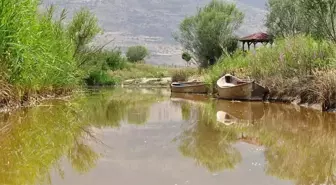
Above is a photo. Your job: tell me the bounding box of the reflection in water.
[0,102,97,185]
[253,105,336,185]
[1,88,336,185]
[0,88,167,185]
[84,88,166,127]
[173,94,336,184]
[176,101,243,172]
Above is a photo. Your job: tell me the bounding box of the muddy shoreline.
[1,81,335,113]
[121,77,336,112]
[0,91,74,113]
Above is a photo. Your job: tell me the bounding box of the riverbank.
[0,2,104,112]
[0,87,74,113]
[204,36,336,112]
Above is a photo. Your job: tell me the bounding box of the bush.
[126,45,149,62]
[104,50,128,70]
[182,52,192,62]
[172,70,190,82]
[85,70,118,86]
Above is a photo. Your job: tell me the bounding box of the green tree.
[266,0,336,42]
[126,45,149,62]
[300,0,336,42]
[266,0,306,37]
[175,0,244,67]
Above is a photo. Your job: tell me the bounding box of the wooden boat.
[170,81,208,94]
[216,74,253,100]
[216,74,268,101]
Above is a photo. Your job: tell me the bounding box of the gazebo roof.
[239,32,273,42]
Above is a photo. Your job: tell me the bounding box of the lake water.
[1,88,335,185]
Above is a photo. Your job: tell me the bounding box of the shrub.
[104,50,128,70]
[182,52,192,62]
[126,45,149,62]
[172,70,190,82]
[85,70,118,86]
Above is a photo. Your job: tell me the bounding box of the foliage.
[206,35,336,109]
[171,69,190,82]
[266,0,306,37]
[0,1,102,104]
[67,7,102,59]
[182,52,192,62]
[300,0,336,42]
[126,45,149,62]
[175,0,244,67]
[266,0,336,42]
[104,50,128,70]
[85,70,118,86]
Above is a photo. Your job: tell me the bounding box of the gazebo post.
[253,42,256,50]
[242,41,245,51]
[247,42,251,50]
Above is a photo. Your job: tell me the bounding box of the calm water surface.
[1,88,336,185]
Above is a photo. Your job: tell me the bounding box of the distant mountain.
[42,0,267,65]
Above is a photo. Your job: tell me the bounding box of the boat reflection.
[215,100,268,125]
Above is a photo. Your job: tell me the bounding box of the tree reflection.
[175,98,336,184]
[68,140,99,174]
[250,105,336,185]
[176,101,242,172]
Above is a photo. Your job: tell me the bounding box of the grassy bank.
[205,35,336,111]
[0,1,104,109]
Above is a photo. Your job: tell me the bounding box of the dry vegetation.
[206,35,336,110]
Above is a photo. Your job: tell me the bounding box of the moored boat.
[216,74,268,101]
[216,74,253,100]
[170,81,208,94]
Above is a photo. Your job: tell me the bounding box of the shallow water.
[1,88,336,185]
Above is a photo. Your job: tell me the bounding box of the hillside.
[42,0,267,65]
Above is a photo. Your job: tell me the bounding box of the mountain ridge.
[42,0,267,65]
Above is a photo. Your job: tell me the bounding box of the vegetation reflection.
[0,88,166,185]
[0,102,97,185]
[175,98,336,184]
[176,101,243,172]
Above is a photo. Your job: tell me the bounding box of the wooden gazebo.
[239,32,273,51]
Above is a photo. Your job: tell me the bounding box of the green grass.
[0,1,103,105]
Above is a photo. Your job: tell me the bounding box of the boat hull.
[170,82,208,94]
[217,82,253,100]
